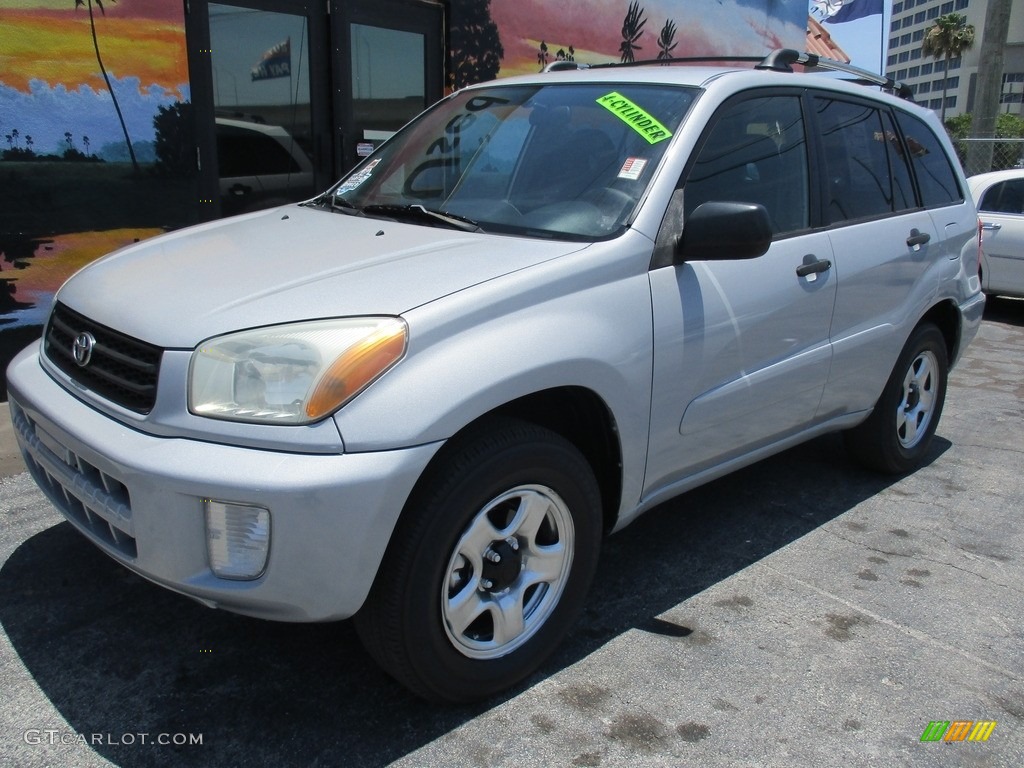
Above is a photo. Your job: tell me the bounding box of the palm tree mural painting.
[657,19,678,61]
[620,2,647,64]
[922,12,975,122]
[75,0,140,173]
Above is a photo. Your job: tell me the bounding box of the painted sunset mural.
[487,0,807,79]
[0,0,194,391]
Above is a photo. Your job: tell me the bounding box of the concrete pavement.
[1,298,1022,767]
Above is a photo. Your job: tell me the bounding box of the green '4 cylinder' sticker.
[597,92,673,144]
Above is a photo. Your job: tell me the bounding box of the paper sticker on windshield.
[335,158,381,194]
[618,157,648,181]
[597,92,673,144]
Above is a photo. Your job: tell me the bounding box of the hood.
[55,206,587,348]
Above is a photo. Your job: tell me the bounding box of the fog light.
[205,500,270,580]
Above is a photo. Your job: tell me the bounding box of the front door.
[333,0,445,174]
[645,92,837,494]
[190,0,331,218]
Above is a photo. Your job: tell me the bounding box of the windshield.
[326,83,697,239]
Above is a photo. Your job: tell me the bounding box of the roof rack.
[544,56,764,73]
[544,48,915,102]
[756,49,915,101]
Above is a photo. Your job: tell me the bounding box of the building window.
[899,51,910,63]
[915,11,926,23]
[948,57,961,70]
[954,0,969,8]
[912,30,924,42]
[902,16,914,28]
[900,33,912,46]
[893,1,903,11]
[919,82,931,93]
[921,63,933,75]
[911,49,921,60]
[888,54,898,66]
[891,20,900,31]
[896,69,908,80]
[889,38,900,50]
[941,2,953,12]
[927,6,940,19]
[929,98,942,109]
[945,76,959,89]
[908,66,920,78]
[946,96,957,109]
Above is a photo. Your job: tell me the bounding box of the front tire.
[355,418,602,702]
[845,322,948,474]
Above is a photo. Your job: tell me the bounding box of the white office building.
[885,0,1024,118]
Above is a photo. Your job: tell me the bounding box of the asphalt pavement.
[1,298,1022,767]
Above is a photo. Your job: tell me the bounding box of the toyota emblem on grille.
[72,331,96,367]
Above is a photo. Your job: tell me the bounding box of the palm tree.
[83,135,91,156]
[10,129,19,148]
[657,19,677,61]
[75,0,139,173]
[923,12,975,122]
[620,2,647,64]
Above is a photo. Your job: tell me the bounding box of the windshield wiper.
[362,204,482,233]
[303,192,363,215]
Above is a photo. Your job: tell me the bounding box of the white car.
[968,169,1024,298]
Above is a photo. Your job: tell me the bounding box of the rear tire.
[355,418,602,702]
[845,323,948,474]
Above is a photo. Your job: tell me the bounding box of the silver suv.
[7,50,985,702]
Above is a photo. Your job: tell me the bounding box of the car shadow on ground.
[983,295,1024,325]
[0,432,947,767]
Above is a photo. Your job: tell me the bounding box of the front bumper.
[7,345,441,622]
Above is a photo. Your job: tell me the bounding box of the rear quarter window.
[893,111,963,208]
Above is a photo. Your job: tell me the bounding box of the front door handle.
[981,221,1002,231]
[907,228,931,248]
[796,257,832,277]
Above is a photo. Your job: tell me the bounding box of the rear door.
[814,97,968,415]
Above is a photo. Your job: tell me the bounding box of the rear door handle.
[981,221,1002,231]
[796,257,832,277]
[907,228,931,248]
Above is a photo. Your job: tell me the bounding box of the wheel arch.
[919,299,961,366]
[406,387,623,535]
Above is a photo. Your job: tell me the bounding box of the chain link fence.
[952,138,1024,176]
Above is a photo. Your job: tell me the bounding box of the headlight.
[189,317,407,424]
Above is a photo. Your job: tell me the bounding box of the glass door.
[333,1,444,173]
[191,0,331,217]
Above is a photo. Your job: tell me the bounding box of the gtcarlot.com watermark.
[24,730,203,747]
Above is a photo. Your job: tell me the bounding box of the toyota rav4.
[7,50,985,702]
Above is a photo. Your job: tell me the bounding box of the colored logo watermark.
[920,720,997,742]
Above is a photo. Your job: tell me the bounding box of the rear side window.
[978,179,1024,214]
[684,95,809,235]
[893,111,963,207]
[814,97,915,224]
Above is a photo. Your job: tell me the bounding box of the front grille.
[44,303,162,413]
[9,398,136,559]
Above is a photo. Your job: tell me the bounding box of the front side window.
[325,83,697,240]
[683,95,809,236]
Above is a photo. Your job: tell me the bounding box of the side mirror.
[677,201,772,262]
